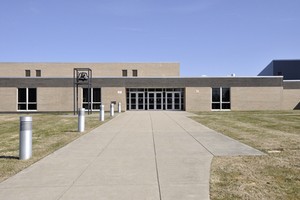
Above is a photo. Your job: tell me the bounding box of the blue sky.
[0,0,299,76]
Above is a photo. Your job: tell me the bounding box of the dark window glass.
[18,104,26,110]
[212,103,220,110]
[25,70,30,77]
[212,88,220,102]
[18,88,26,102]
[28,104,37,110]
[93,104,101,110]
[122,70,127,77]
[222,103,231,110]
[222,88,230,102]
[36,70,41,77]
[93,88,101,102]
[83,88,101,110]
[28,88,36,102]
[82,103,89,109]
[83,88,90,102]
[132,70,138,77]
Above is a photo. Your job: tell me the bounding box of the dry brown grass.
[192,111,300,200]
[0,113,110,182]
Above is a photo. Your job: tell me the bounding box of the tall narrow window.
[18,88,37,111]
[83,88,101,110]
[122,70,127,77]
[25,70,31,77]
[36,70,41,77]
[212,87,230,110]
[132,69,138,77]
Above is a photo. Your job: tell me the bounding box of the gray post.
[78,108,85,132]
[19,116,32,160]
[100,105,104,121]
[110,103,114,117]
[118,102,121,113]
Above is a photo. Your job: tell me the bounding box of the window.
[36,70,41,77]
[25,70,31,77]
[83,88,101,110]
[132,70,138,77]
[212,87,231,110]
[122,70,127,77]
[18,88,37,111]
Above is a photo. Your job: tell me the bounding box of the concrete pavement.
[0,111,264,200]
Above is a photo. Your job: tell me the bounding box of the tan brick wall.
[0,63,180,78]
[37,87,75,112]
[0,88,17,111]
[185,87,211,111]
[101,87,126,112]
[231,87,283,110]
[282,89,300,110]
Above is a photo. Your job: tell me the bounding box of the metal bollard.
[100,105,104,121]
[118,102,121,113]
[110,103,114,117]
[78,108,85,132]
[19,116,32,160]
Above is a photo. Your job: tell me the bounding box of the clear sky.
[0,0,299,76]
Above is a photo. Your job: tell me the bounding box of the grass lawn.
[192,111,300,200]
[0,113,110,182]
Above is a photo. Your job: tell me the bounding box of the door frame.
[147,92,163,110]
[165,91,181,110]
[129,92,145,110]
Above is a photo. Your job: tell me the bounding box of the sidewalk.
[0,111,264,200]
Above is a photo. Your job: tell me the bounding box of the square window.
[211,87,231,111]
[25,70,30,77]
[18,88,37,111]
[36,70,41,77]
[122,70,127,77]
[132,70,138,77]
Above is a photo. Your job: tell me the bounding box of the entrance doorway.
[148,92,163,110]
[166,92,182,110]
[126,88,184,111]
[129,92,145,110]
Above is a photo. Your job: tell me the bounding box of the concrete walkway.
[0,111,264,200]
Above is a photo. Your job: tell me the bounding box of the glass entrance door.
[129,92,145,110]
[166,92,181,110]
[148,92,163,110]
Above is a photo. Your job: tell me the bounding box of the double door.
[129,92,145,110]
[166,92,181,110]
[148,92,163,110]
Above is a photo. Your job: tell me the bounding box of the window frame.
[122,70,128,77]
[82,88,101,111]
[211,87,231,111]
[25,70,31,77]
[132,69,138,77]
[17,88,37,111]
[36,70,41,77]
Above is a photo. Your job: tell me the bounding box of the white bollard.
[110,103,114,117]
[19,116,32,160]
[100,105,104,121]
[78,108,85,132]
[118,102,121,113]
